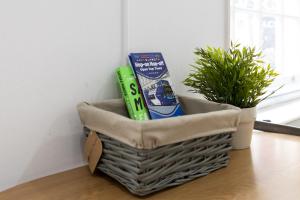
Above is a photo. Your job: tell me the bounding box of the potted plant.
[184,42,280,149]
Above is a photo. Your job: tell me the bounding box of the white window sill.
[257,98,300,125]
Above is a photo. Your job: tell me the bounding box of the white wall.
[0,0,227,191]
[0,0,122,191]
[127,0,228,95]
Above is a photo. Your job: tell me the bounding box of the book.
[116,66,149,120]
[128,52,184,119]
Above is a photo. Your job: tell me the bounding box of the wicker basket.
[96,131,232,196]
[78,96,240,196]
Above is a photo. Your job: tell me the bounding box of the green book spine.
[116,66,149,120]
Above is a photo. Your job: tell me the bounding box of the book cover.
[116,66,149,121]
[128,52,184,119]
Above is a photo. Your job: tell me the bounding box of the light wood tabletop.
[1,131,300,200]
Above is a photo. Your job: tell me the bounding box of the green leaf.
[183,42,281,108]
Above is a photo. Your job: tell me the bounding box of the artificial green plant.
[184,42,281,108]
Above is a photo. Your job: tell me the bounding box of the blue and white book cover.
[129,52,184,119]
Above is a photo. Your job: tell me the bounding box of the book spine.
[116,66,149,120]
[128,55,151,115]
[116,70,135,119]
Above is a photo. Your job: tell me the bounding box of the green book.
[116,66,149,120]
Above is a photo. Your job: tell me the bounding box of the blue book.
[128,52,184,119]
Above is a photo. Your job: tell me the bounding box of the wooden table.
[1,131,300,200]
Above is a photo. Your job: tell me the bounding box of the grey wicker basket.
[89,129,232,196]
[78,96,240,196]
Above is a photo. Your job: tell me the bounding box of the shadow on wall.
[18,109,87,184]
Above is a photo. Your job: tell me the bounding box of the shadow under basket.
[78,96,241,196]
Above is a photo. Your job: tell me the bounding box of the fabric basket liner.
[77,95,241,149]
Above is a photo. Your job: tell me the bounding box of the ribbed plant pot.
[232,107,256,149]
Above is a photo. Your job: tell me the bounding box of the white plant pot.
[232,107,256,150]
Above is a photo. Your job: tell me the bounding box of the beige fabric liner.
[77,96,241,149]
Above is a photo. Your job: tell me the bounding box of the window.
[230,0,300,97]
[231,0,300,129]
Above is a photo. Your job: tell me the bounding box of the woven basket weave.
[78,96,240,196]
[94,130,232,196]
